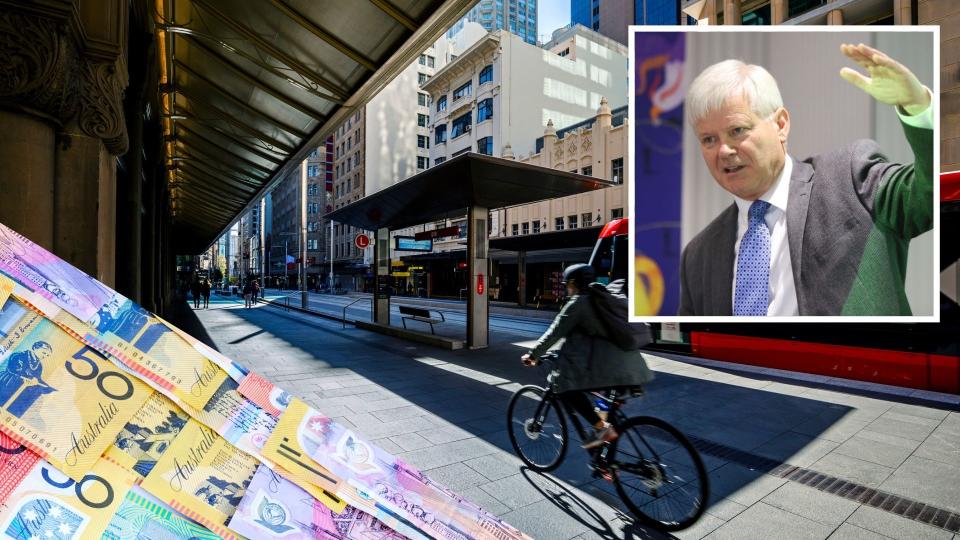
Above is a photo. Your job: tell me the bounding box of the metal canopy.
[327,153,614,231]
[489,225,604,252]
[155,0,475,253]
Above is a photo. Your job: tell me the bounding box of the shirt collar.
[733,155,792,216]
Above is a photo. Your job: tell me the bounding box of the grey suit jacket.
[678,122,933,316]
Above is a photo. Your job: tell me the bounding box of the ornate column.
[0,1,129,285]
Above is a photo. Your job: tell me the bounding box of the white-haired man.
[678,43,933,316]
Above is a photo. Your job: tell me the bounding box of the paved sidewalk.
[173,296,960,540]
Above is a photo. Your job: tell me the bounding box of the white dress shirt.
[732,156,797,316]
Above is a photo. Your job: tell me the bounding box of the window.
[346,177,351,192]
[418,92,429,107]
[435,124,447,144]
[417,156,428,169]
[611,158,623,184]
[522,222,530,235]
[307,164,320,177]
[479,64,493,84]
[555,217,564,231]
[451,112,472,138]
[581,212,592,227]
[434,157,446,166]
[477,98,493,122]
[417,135,429,149]
[453,81,472,100]
[532,220,541,234]
[437,95,447,112]
[354,153,359,167]
[511,224,519,236]
[568,215,578,229]
[580,165,592,176]
[611,208,623,219]
[418,72,430,85]
[477,136,493,156]
[418,113,429,127]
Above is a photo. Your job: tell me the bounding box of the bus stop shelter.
[327,152,613,349]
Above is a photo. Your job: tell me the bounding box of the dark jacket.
[530,294,654,393]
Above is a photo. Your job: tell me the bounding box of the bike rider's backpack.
[587,279,652,351]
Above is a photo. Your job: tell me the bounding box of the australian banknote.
[0,431,41,507]
[139,418,259,540]
[269,398,530,540]
[104,485,223,540]
[229,464,410,540]
[0,295,152,480]
[0,456,137,539]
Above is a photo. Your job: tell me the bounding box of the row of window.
[567,158,625,185]
[336,131,360,159]
[434,98,493,144]
[509,209,623,236]
[418,54,435,68]
[435,66,494,114]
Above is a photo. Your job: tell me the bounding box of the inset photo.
[628,27,939,321]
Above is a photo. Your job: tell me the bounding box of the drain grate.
[686,435,960,534]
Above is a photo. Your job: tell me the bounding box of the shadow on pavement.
[171,298,860,539]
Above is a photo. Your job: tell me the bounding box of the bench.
[399,305,445,334]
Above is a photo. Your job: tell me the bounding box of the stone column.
[0,3,129,285]
[827,0,844,25]
[893,0,911,25]
[771,0,788,24]
[724,0,741,24]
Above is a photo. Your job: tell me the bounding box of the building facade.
[573,0,683,44]
[682,0,909,25]
[422,25,628,171]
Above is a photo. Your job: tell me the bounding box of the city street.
[174,294,960,540]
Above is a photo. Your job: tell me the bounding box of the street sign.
[395,237,432,252]
[355,234,370,249]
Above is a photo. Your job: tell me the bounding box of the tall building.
[329,110,366,291]
[423,24,628,170]
[572,0,682,44]
[456,0,539,45]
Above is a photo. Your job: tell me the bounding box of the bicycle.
[506,353,709,531]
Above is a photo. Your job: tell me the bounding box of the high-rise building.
[572,0,682,44]
[453,0,539,45]
[423,24,628,172]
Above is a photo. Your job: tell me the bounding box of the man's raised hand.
[840,43,930,116]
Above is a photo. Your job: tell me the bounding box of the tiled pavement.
[172,295,960,540]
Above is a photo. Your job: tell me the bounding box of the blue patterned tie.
[734,200,771,316]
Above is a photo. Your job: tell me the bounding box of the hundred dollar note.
[269,398,530,540]
[139,418,259,540]
[229,464,410,540]
[0,296,151,481]
[0,457,137,539]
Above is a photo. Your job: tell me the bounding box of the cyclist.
[521,263,654,449]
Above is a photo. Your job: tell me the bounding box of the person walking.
[191,278,201,309]
[521,264,654,449]
[243,281,252,308]
[201,279,211,309]
[252,280,260,305]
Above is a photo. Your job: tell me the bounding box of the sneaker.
[581,423,618,449]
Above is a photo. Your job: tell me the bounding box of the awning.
[327,153,614,230]
[156,0,476,253]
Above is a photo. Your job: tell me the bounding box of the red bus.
[590,172,960,394]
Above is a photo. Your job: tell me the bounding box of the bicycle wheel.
[506,385,568,472]
[608,416,708,531]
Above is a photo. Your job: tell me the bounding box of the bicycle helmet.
[562,263,595,291]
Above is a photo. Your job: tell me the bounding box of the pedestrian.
[243,281,252,308]
[201,279,211,309]
[191,278,201,309]
[521,264,654,449]
[252,280,260,305]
